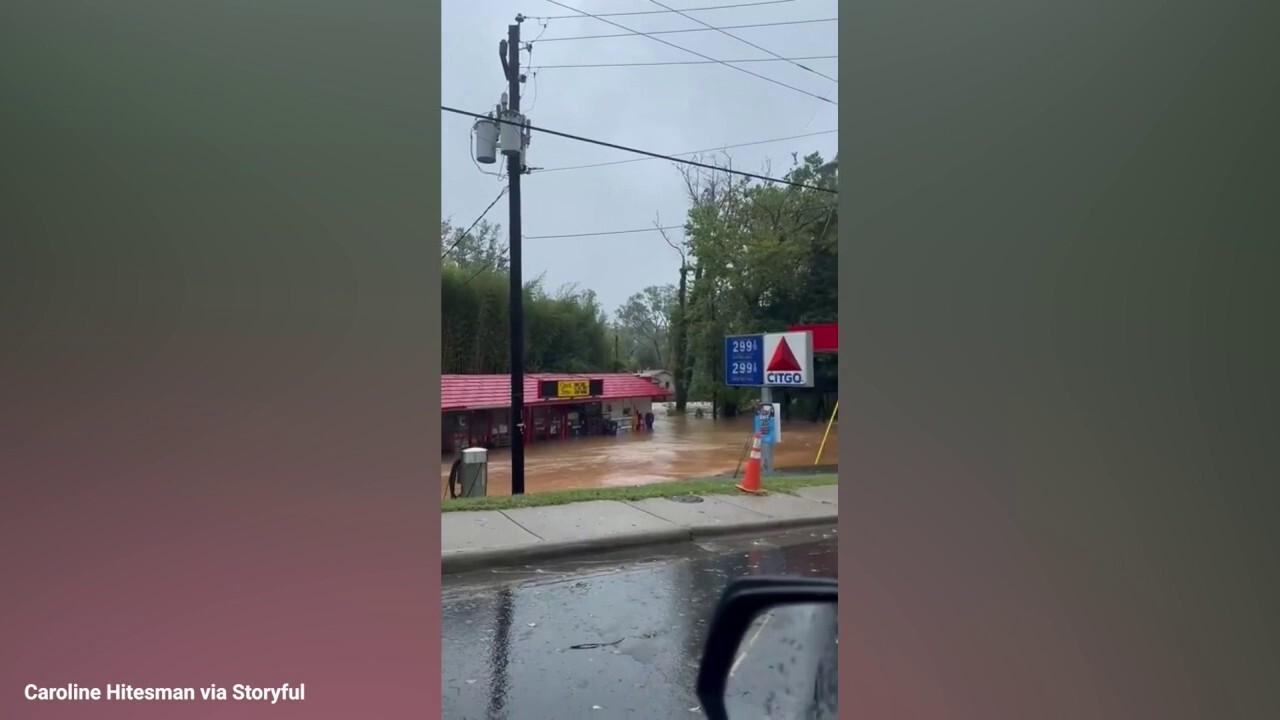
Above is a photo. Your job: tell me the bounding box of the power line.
[527,0,796,21]
[535,129,836,173]
[459,249,505,286]
[647,0,837,82]
[457,225,686,284]
[442,187,508,260]
[458,208,827,280]
[535,17,835,42]
[441,105,837,193]
[531,54,836,69]
[542,0,835,106]
[525,226,683,240]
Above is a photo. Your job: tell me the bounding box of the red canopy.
[789,323,838,353]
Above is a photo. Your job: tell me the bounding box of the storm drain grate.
[667,495,704,504]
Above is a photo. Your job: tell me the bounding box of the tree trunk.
[672,263,691,411]
[649,337,664,368]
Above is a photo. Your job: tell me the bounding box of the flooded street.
[441,527,838,718]
[440,413,838,496]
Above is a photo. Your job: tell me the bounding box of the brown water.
[439,414,838,496]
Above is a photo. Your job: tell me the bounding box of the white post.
[760,386,774,476]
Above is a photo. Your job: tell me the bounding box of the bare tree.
[656,214,691,412]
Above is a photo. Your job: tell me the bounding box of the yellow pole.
[814,401,838,465]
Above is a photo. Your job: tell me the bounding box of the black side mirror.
[696,576,838,720]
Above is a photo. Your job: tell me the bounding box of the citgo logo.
[764,335,807,385]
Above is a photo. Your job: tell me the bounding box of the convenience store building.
[441,373,674,453]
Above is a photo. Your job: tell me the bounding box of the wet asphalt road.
[441,527,838,720]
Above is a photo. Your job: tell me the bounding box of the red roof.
[789,323,838,353]
[442,373,674,412]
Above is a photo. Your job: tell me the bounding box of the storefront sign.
[538,378,604,400]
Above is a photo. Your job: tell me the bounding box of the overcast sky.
[441,0,838,315]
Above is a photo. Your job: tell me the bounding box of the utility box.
[498,109,523,156]
[473,118,498,164]
[457,447,489,498]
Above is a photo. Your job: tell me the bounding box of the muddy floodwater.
[439,413,838,496]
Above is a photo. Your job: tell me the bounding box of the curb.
[441,513,838,574]
[441,527,693,575]
[688,513,838,541]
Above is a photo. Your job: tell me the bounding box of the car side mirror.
[696,576,838,720]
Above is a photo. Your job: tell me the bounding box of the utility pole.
[505,18,527,495]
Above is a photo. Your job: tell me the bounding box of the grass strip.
[442,474,837,512]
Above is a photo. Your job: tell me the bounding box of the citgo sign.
[762,331,814,387]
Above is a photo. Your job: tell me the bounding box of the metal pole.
[814,400,838,465]
[506,20,526,495]
[760,386,774,476]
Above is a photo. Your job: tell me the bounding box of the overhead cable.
[526,0,796,21]
[442,105,837,194]
[647,0,837,82]
[542,0,835,106]
[536,17,835,42]
[532,54,836,69]
[535,129,836,173]
[442,187,508,260]
[525,226,684,240]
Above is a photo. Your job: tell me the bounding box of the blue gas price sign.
[724,334,764,387]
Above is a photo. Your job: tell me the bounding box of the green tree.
[441,218,508,273]
[672,151,839,419]
[614,285,675,369]
[440,224,612,374]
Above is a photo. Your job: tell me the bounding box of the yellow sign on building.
[556,380,590,399]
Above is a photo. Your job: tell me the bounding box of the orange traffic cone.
[736,433,764,494]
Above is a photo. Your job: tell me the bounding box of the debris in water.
[568,638,624,650]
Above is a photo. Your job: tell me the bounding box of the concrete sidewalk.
[441,485,838,573]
